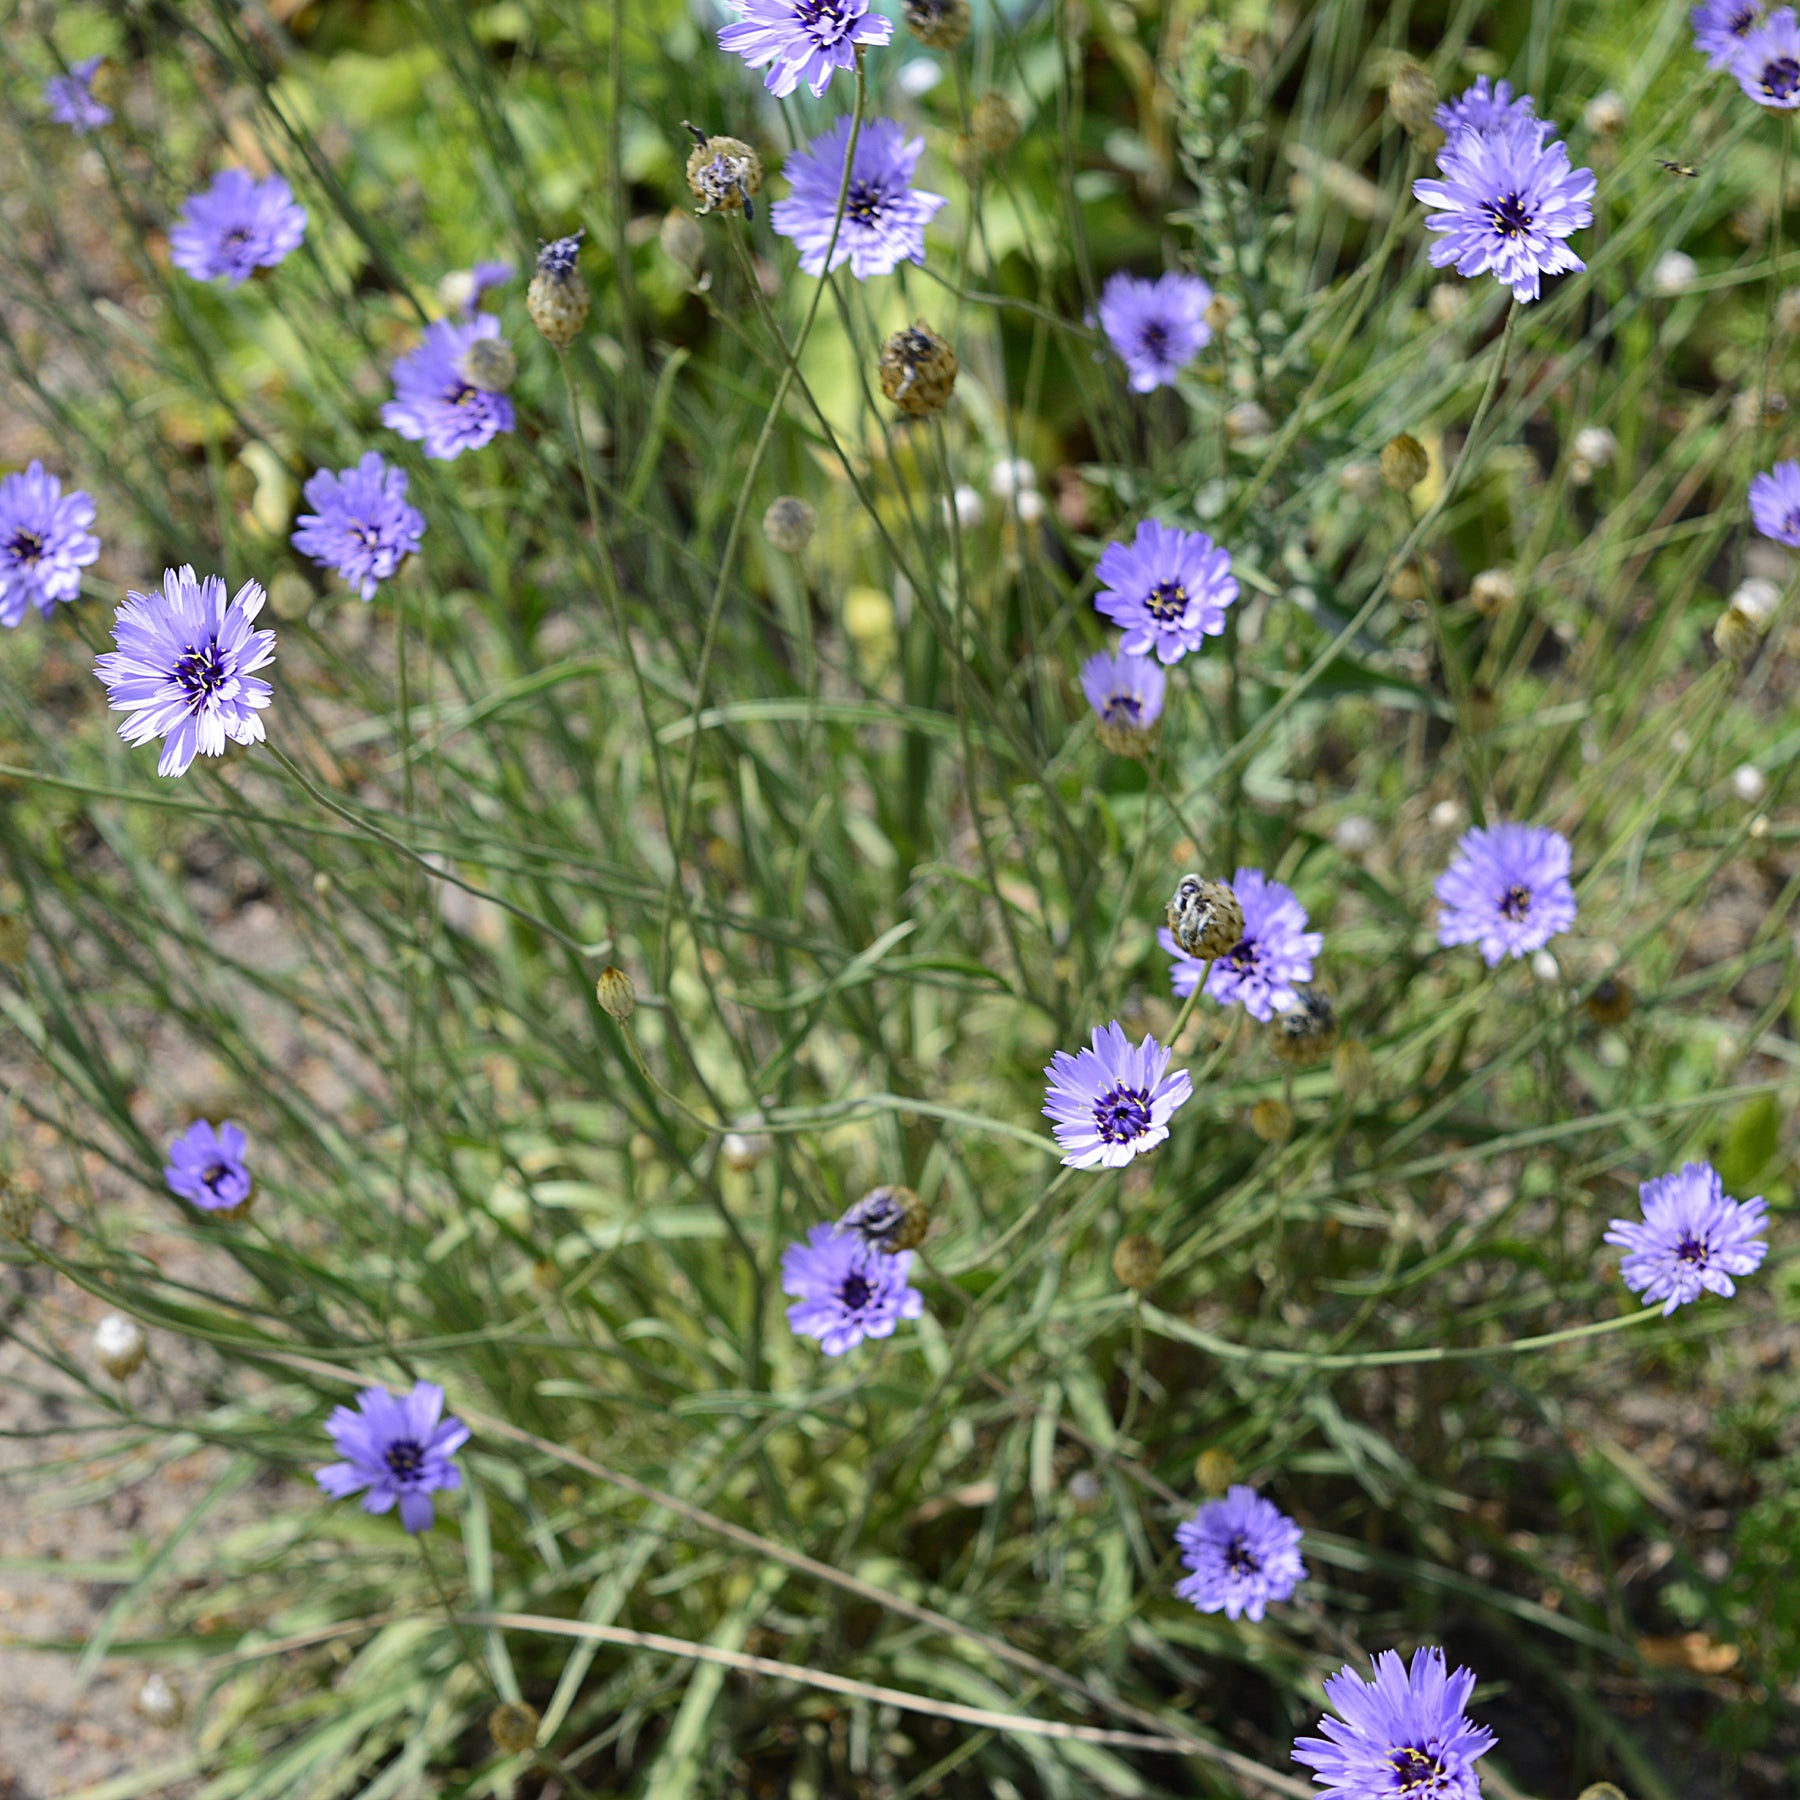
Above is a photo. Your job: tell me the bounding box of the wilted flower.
[1081,648,1166,757]
[1605,1160,1768,1315]
[717,0,891,99]
[902,0,970,48]
[837,1184,929,1253]
[95,567,275,777]
[772,117,945,280]
[1693,0,1765,68]
[380,315,517,460]
[291,453,425,601]
[44,56,111,133]
[1733,6,1800,104]
[526,231,589,349]
[1093,518,1237,664]
[1174,1486,1307,1622]
[316,1380,470,1533]
[93,1313,147,1379]
[0,461,99,626]
[1162,868,1322,1021]
[763,496,816,554]
[169,169,307,286]
[685,127,764,219]
[1435,75,1540,139]
[1414,115,1594,303]
[1042,1021,1192,1169]
[1750,460,1800,544]
[1294,1647,1496,1800]
[164,1117,254,1212]
[1097,271,1213,393]
[879,320,958,414]
[1435,821,1578,965]
[782,1223,923,1354]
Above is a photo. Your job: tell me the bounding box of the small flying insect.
[1659,159,1700,178]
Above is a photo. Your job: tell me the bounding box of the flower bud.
[1651,250,1699,297]
[1332,1038,1376,1097]
[1733,762,1769,803]
[1388,64,1441,142]
[136,1673,183,1727]
[1067,1468,1102,1512]
[1112,1233,1163,1290]
[1380,433,1430,492]
[1166,874,1243,960]
[457,335,517,393]
[879,321,958,416]
[489,1702,541,1755]
[1572,426,1617,470]
[1584,91,1627,136]
[595,966,636,1022]
[903,0,970,49]
[1469,568,1517,617]
[1715,604,1761,662]
[969,90,1020,156]
[659,207,707,274]
[1583,975,1634,1027]
[1731,575,1782,627]
[838,1184,930,1253]
[685,126,763,219]
[722,1124,773,1172]
[527,231,589,350]
[1269,987,1338,1066]
[1194,1446,1237,1495]
[94,1313,147,1379]
[763,496,817,555]
[1250,1097,1294,1143]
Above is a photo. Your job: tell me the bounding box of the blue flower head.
[1434,821,1577,965]
[291,452,426,600]
[1694,0,1766,68]
[1605,1161,1769,1315]
[1174,1485,1308,1622]
[1043,1021,1192,1169]
[169,169,307,286]
[45,56,111,134]
[316,1380,470,1533]
[782,1223,923,1355]
[1751,460,1800,544]
[771,117,946,281]
[0,460,100,627]
[1081,648,1166,752]
[1097,271,1213,393]
[380,315,517,461]
[1735,6,1800,103]
[1434,76,1541,140]
[718,0,892,99]
[165,1118,254,1213]
[1093,518,1237,665]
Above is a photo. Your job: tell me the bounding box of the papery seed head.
[135,1673,183,1727]
[1112,1233,1163,1290]
[489,1703,541,1755]
[685,129,763,218]
[763,496,817,555]
[457,335,517,392]
[1380,433,1430,492]
[969,91,1020,155]
[595,966,636,1021]
[1388,63,1441,139]
[1167,874,1243,960]
[879,321,958,415]
[94,1312,147,1379]
[1269,987,1338,1065]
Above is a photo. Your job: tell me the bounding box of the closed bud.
[1714,605,1760,662]
[1204,293,1238,334]
[595,966,636,1021]
[1380,432,1430,492]
[489,1702,541,1755]
[969,90,1020,156]
[1469,568,1517,616]
[1167,874,1243,960]
[457,335,517,393]
[879,321,958,415]
[1584,91,1627,136]
[527,231,589,350]
[1250,1097,1294,1143]
[1269,987,1338,1066]
[839,1184,930,1253]
[1067,1468,1102,1513]
[1731,575,1782,627]
[763,496,817,555]
[722,1123,773,1172]
[1388,64,1441,140]
[659,207,707,274]
[903,0,970,49]
[1572,425,1617,470]
[685,126,763,219]
[1583,975,1634,1027]
[1332,1038,1376,1097]
[1194,1446,1237,1495]
[135,1673,183,1727]
[94,1313,147,1379]
[1112,1233,1163,1290]
[1225,400,1274,443]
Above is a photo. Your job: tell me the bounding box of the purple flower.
[1080,648,1166,742]
[1694,0,1766,67]
[718,0,892,99]
[1751,460,1800,544]
[1414,116,1594,304]
[0,460,100,626]
[94,565,275,778]
[1174,1485,1308,1622]
[169,169,307,286]
[1294,1647,1496,1800]
[1042,1021,1192,1170]
[1093,518,1237,666]
[1434,821,1577,966]
[316,1380,470,1533]
[1604,1161,1769,1316]
[1735,7,1800,103]
[1158,866,1321,1021]
[1434,76,1540,140]
[379,315,517,461]
[1097,271,1213,393]
[771,117,946,281]
[782,1223,924,1355]
[164,1118,253,1213]
[44,56,111,134]
[291,452,426,600]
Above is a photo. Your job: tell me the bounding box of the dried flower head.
[0,461,100,627]
[1095,519,1238,665]
[489,1703,541,1755]
[1605,1160,1768,1314]
[1388,64,1441,138]
[291,453,426,602]
[1468,568,1517,616]
[316,1379,470,1532]
[170,169,307,286]
[903,0,970,49]
[717,0,891,100]
[1082,648,1167,758]
[94,1313,147,1379]
[969,90,1021,155]
[763,496,817,554]
[1175,1486,1307,1621]
[838,1184,930,1253]
[1194,1446,1237,1494]
[1715,603,1762,661]
[879,320,958,414]
[1165,873,1244,962]
[1112,1233,1163,1290]
[1043,1022,1192,1169]
[783,1223,924,1354]
[135,1673,183,1728]
[1251,1097,1295,1143]
[772,118,944,279]
[0,1174,35,1242]
[1435,821,1578,965]
[1098,271,1213,393]
[1583,975,1634,1026]
[1269,987,1339,1065]
[686,127,764,219]
[527,231,590,349]
[595,966,636,1021]
[1380,433,1431,491]
[1734,6,1800,105]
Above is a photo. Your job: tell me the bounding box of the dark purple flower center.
[796,0,853,38]
[838,1271,876,1311]
[384,1438,426,1480]
[1223,1533,1261,1576]
[1498,883,1532,921]
[221,225,253,253]
[1388,1746,1447,1792]
[846,178,886,223]
[6,528,45,566]
[174,640,228,710]
[202,1161,232,1194]
[1675,1234,1710,1266]
[1093,1082,1153,1144]
[1760,55,1800,100]
[1144,579,1188,623]
[1731,6,1759,33]
[1217,936,1257,974]
[1103,693,1144,724]
[1486,192,1534,239]
[1138,320,1171,360]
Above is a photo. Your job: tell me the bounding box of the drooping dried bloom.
[1165,874,1243,962]
[380,315,517,460]
[1605,1161,1768,1316]
[169,169,307,286]
[1170,868,1320,1020]
[291,453,426,601]
[44,56,111,134]
[969,90,1021,155]
[1097,271,1213,393]
[685,128,764,219]
[164,1118,254,1212]
[772,117,946,280]
[0,461,99,626]
[1380,433,1431,492]
[94,1314,148,1379]
[316,1380,470,1533]
[489,1703,541,1754]
[903,0,970,48]
[95,567,275,777]
[1112,1233,1163,1289]
[1043,1021,1192,1170]
[1175,1486,1307,1622]
[1081,648,1166,757]
[1733,5,1800,102]
[1270,987,1339,1065]
[718,0,892,99]
[1414,115,1594,303]
[527,231,590,349]
[763,496,817,553]
[879,321,958,414]
[839,1184,929,1253]
[1094,519,1237,665]
[1435,821,1578,965]
[1294,1648,1496,1800]
[1750,459,1800,544]
[782,1223,924,1354]
[1694,0,1765,67]
[1434,75,1540,139]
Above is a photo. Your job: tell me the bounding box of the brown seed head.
[685,130,763,217]
[1194,1445,1237,1495]
[595,966,636,1022]
[1250,1098,1294,1143]
[763,496,817,555]
[1583,975,1635,1027]
[1387,63,1441,139]
[879,321,958,415]
[903,0,971,49]
[1166,874,1243,960]
[1381,432,1431,492]
[969,91,1020,156]
[1112,1233,1163,1290]
[458,335,517,393]
[489,1703,541,1755]
[1269,987,1339,1065]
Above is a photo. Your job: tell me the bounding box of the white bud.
[943,485,984,529]
[1651,250,1700,297]
[1531,949,1561,984]
[94,1313,146,1379]
[136,1672,183,1727]
[1429,798,1464,831]
[1584,91,1627,135]
[1012,487,1045,525]
[989,457,1037,498]
[1572,426,1617,469]
[1732,763,1769,803]
[1332,814,1378,855]
[1731,576,1783,626]
[721,1126,772,1173]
